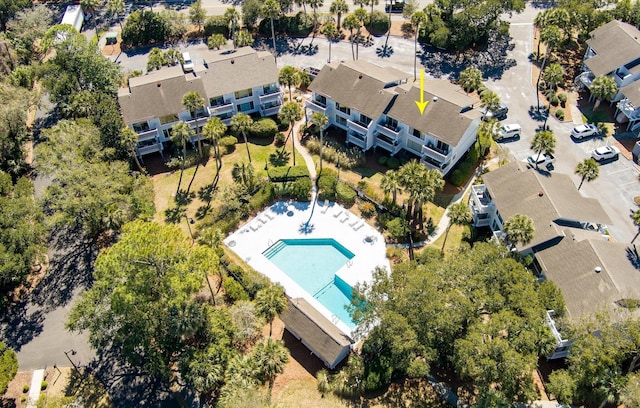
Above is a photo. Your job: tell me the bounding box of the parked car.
[571,123,599,140]
[591,145,620,162]
[483,103,508,121]
[182,52,194,72]
[527,153,555,169]
[495,123,521,141]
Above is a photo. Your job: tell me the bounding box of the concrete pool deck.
[224,200,390,336]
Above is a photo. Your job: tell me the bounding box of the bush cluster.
[204,15,230,37]
[219,136,238,154]
[258,12,314,37]
[250,118,279,138]
[366,10,390,34]
[267,165,309,180]
[555,109,565,120]
[359,201,376,218]
[122,10,168,47]
[305,137,365,170]
[449,148,478,187]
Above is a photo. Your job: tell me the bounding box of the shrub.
[304,137,365,170]
[22,384,29,393]
[290,177,312,201]
[268,165,309,180]
[122,10,168,47]
[40,381,47,391]
[250,118,278,138]
[219,136,238,154]
[249,182,276,211]
[275,132,286,146]
[386,217,409,240]
[450,169,466,187]
[550,95,559,107]
[204,15,230,37]
[318,173,337,199]
[359,201,376,218]
[555,109,565,120]
[387,157,400,169]
[223,276,249,303]
[378,156,388,166]
[366,10,390,34]
[467,145,480,163]
[336,182,356,207]
[557,93,567,105]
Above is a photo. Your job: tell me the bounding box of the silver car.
[591,145,620,162]
[571,124,598,140]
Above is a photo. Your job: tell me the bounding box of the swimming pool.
[263,238,357,329]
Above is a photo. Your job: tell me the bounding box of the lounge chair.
[333,209,343,218]
[259,217,268,224]
[353,223,365,231]
[250,224,261,232]
[349,219,359,227]
[321,199,330,214]
[340,215,350,223]
[265,213,275,221]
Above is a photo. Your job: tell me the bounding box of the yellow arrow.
[415,68,428,114]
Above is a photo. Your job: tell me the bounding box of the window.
[436,140,449,154]
[159,114,179,125]
[336,103,350,115]
[314,94,327,106]
[132,122,150,132]
[412,128,421,138]
[162,128,173,139]
[359,114,371,125]
[234,88,253,99]
[210,96,225,106]
[195,108,208,119]
[336,116,347,127]
[407,139,422,152]
[263,83,279,94]
[238,101,254,112]
[385,117,398,129]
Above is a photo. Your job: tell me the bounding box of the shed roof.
[585,20,640,77]
[280,298,352,368]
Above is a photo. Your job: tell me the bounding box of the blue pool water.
[263,238,357,329]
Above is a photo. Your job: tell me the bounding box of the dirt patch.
[4,371,32,406]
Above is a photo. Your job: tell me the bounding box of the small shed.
[104,31,118,45]
[280,298,353,369]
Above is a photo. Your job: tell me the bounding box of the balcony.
[374,133,402,155]
[575,71,594,88]
[136,128,159,141]
[347,119,370,134]
[208,102,234,116]
[617,98,640,121]
[137,143,163,156]
[260,103,282,117]
[305,99,327,114]
[376,123,400,139]
[347,130,366,149]
[184,115,208,128]
[421,143,449,163]
[259,89,283,103]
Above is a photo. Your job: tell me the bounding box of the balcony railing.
[208,103,234,116]
[617,98,640,120]
[421,144,449,162]
[575,71,594,88]
[347,131,366,148]
[260,104,282,117]
[347,119,370,134]
[137,143,163,156]
[136,128,159,141]
[376,122,400,138]
[374,133,401,155]
[259,90,283,103]
[305,99,327,114]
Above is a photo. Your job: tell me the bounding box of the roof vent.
[358,74,363,79]
[538,191,544,197]
[231,59,235,64]
[433,96,438,102]
[595,266,602,273]
[156,82,161,87]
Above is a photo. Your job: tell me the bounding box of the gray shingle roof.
[308,61,408,119]
[621,82,640,106]
[386,81,481,146]
[118,66,207,124]
[482,162,612,250]
[536,237,640,320]
[280,298,352,368]
[585,20,640,77]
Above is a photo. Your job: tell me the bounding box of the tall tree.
[224,7,240,48]
[67,221,220,380]
[330,0,349,29]
[321,22,340,63]
[308,0,324,30]
[255,285,287,337]
[574,158,599,190]
[250,338,289,391]
[441,202,471,253]
[107,0,125,29]
[278,65,299,102]
[530,130,556,168]
[410,11,426,81]
[311,112,329,172]
[503,214,535,248]
[171,121,194,195]
[182,91,206,157]
[231,113,254,163]
[352,8,367,60]
[543,63,564,91]
[235,30,254,48]
[202,117,227,172]
[589,75,618,111]
[537,24,562,109]
[5,5,54,63]
[0,342,17,394]
[630,209,640,243]
[80,0,101,36]
[480,89,501,117]
[190,0,207,34]
[120,127,145,173]
[458,66,482,94]
[278,102,303,166]
[380,169,402,205]
[261,0,281,62]
[0,0,30,32]
[343,14,359,61]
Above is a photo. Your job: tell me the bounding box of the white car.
[571,123,599,139]
[591,145,620,162]
[182,52,194,72]
[495,124,521,141]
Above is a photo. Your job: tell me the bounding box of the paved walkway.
[26,369,44,408]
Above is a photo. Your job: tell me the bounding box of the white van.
[495,123,521,141]
[182,52,194,72]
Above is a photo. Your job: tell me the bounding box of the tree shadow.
[376,44,394,58]
[626,246,640,270]
[269,150,291,167]
[164,207,186,224]
[174,189,195,207]
[0,300,45,351]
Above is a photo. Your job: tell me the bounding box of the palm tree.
[543,63,564,91]
[182,91,206,157]
[368,0,379,20]
[316,369,332,397]
[480,89,501,118]
[380,169,402,205]
[251,338,289,392]
[458,66,482,94]
[279,65,299,101]
[537,24,562,109]
[399,160,423,223]
[202,117,227,171]
[278,102,303,166]
[224,7,240,48]
[235,30,254,48]
[589,75,618,111]
[631,209,640,243]
[171,121,194,195]
[232,162,257,193]
[231,113,254,163]
[308,0,324,31]
[353,8,367,60]
[410,11,426,81]
[311,112,329,172]
[503,214,535,248]
[321,22,339,63]
[575,158,599,190]
[120,127,145,173]
[107,0,125,29]
[530,130,556,168]
[255,285,287,337]
[80,0,101,36]
[261,0,281,63]
[330,0,349,30]
[442,202,471,253]
[343,14,359,61]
